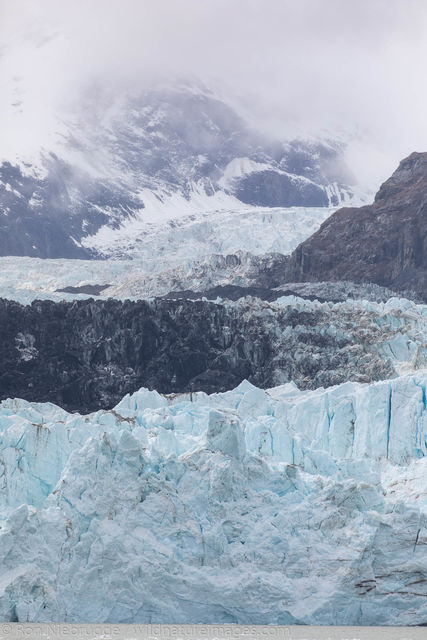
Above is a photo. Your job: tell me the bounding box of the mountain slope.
[0,83,356,258]
[282,152,427,300]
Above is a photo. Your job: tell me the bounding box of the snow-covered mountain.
[0,373,426,623]
[0,81,357,258]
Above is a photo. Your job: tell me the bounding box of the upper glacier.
[0,206,334,304]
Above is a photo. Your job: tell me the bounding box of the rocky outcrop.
[163,281,413,304]
[0,296,425,412]
[162,284,319,302]
[0,159,143,259]
[55,284,112,296]
[282,152,427,300]
[234,169,328,207]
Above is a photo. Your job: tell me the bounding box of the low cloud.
[2,0,427,187]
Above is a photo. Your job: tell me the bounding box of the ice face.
[0,373,426,624]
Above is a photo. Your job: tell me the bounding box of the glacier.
[81,204,336,260]
[1,292,426,412]
[0,206,335,304]
[0,373,426,624]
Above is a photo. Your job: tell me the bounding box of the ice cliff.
[0,374,426,624]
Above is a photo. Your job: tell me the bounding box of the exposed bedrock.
[278,152,427,301]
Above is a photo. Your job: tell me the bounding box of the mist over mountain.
[3,0,427,187]
[2,0,427,258]
[0,81,359,258]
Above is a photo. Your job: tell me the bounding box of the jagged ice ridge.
[0,374,426,624]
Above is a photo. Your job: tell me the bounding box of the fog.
[2,0,427,187]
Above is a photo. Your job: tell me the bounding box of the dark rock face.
[162,281,411,304]
[0,161,139,259]
[0,297,400,413]
[234,170,329,207]
[162,284,329,303]
[0,163,91,259]
[56,284,112,296]
[281,152,427,300]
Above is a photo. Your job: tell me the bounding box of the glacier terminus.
[0,374,426,624]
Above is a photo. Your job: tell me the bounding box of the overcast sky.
[2,0,427,187]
